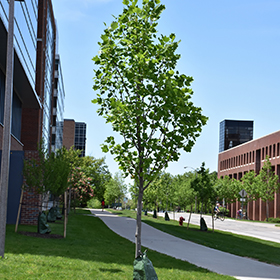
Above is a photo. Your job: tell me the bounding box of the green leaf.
[111,21,118,30]
[123,0,129,5]
[101,34,108,42]
[101,144,109,153]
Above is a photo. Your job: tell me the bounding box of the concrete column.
[0,0,15,258]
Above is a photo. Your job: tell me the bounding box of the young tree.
[256,156,280,221]
[191,162,214,216]
[241,171,258,202]
[92,0,207,257]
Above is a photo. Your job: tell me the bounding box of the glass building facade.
[219,120,254,152]
[75,122,86,157]
[0,0,38,90]
[41,1,56,152]
[51,55,65,152]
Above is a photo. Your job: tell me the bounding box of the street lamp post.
[0,0,24,258]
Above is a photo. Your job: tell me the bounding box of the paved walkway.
[90,209,280,280]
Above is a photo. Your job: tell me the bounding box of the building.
[218,130,280,221]
[219,119,254,152]
[63,119,87,157]
[0,0,65,224]
[51,54,65,152]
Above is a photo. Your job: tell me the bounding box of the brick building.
[63,119,86,157]
[218,130,280,221]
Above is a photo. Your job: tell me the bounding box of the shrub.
[87,198,102,209]
[268,217,280,223]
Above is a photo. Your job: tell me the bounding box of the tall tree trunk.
[135,188,143,258]
[266,200,269,222]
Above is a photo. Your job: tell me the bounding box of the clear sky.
[51,0,280,180]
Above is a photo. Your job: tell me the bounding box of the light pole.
[0,0,24,258]
[184,166,198,213]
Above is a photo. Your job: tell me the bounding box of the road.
[154,211,280,243]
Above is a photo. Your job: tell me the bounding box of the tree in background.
[80,156,111,202]
[173,172,196,212]
[92,0,207,258]
[68,168,94,207]
[157,172,174,212]
[191,162,215,216]
[256,156,280,221]
[104,172,127,206]
[215,176,242,207]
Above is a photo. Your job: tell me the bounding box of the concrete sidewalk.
[90,209,280,280]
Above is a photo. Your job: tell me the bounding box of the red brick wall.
[63,120,75,149]
[21,108,40,151]
[218,130,280,221]
[20,150,41,225]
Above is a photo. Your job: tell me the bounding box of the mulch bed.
[19,231,63,239]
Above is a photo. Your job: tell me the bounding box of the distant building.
[63,119,86,157]
[219,119,253,152]
[218,130,280,221]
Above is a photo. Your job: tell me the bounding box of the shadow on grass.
[142,218,280,265]
[99,268,123,273]
[4,211,211,276]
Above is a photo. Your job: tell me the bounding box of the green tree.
[215,176,242,206]
[104,172,127,206]
[45,147,72,199]
[92,0,207,257]
[241,171,258,202]
[24,145,77,201]
[157,172,174,211]
[191,162,214,216]
[173,172,196,212]
[80,156,111,202]
[256,156,280,221]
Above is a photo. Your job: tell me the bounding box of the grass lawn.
[109,209,280,266]
[0,209,235,280]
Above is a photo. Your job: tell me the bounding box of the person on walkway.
[101,199,105,211]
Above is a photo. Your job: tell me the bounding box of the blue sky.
[52,0,280,180]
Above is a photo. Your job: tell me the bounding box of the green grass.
[0,209,235,280]
[109,209,280,266]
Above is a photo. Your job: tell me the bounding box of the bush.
[268,217,280,223]
[87,198,102,209]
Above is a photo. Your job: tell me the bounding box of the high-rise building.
[75,122,86,157]
[0,0,65,224]
[63,119,87,157]
[219,119,253,152]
